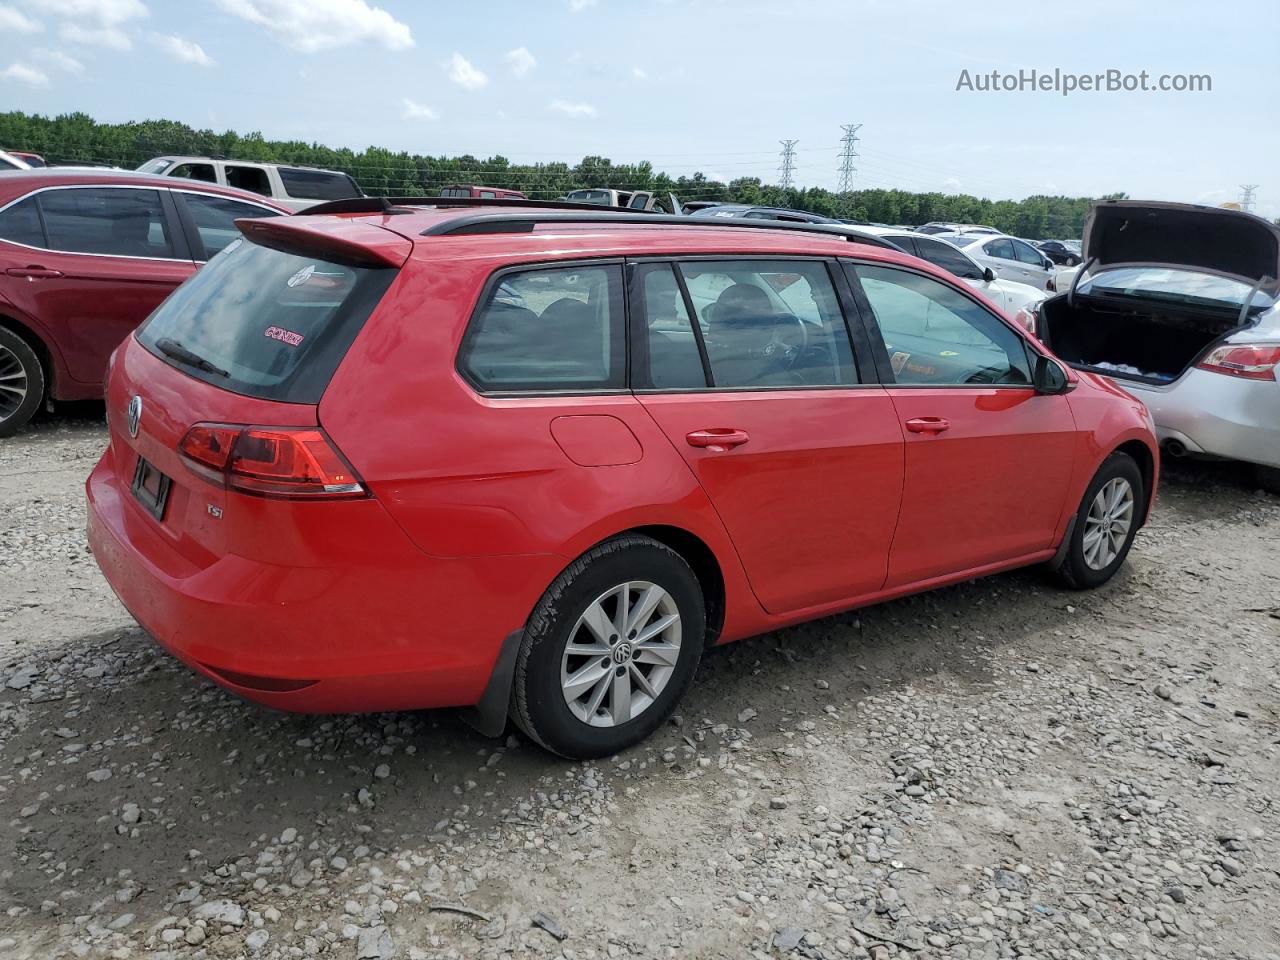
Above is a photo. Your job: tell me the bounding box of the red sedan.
[86,201,1158,758]
[0,169,288,435]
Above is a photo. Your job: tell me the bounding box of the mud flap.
[457,629,523,738]
[1048,515,1077,571]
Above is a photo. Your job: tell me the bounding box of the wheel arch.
[1114,438,1155,526]
[0,312,54,400]
[626,524,726,647]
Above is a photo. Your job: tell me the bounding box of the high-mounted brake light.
[1195,344,1280,382]
[178,424,366,498]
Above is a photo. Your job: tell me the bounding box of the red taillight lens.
[1013,305,1039,334]
[1195,344,1280,381]
[178,424,366,498]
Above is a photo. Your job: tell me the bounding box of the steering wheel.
[765,313,809,365]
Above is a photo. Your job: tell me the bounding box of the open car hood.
[1082,200,1280,287]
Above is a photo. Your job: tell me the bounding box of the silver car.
[937,233,1058,291]
[1031,200,1280,492]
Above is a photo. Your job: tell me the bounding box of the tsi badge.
[126,395,142,438]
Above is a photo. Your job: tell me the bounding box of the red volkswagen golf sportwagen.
[86,200,1158,758]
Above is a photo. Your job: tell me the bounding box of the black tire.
[1257,465,1280,496]
[1050,452,1144,589]
[0,326,45,439]
[510,535,705,759]
[1066,255,1081,267]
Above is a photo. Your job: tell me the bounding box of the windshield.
[566,190,612,204]
[137,238,396,402]
[1080,267,1276,310]
[136,158,172,174]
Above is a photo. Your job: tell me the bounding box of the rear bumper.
[1120,369,1280,469]
[86,445,562,713]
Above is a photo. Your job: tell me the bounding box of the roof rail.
[295,196,900,250]
[299,195,652,217]
[422,210,901,250]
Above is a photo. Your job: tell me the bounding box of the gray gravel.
[2,413,1278,959]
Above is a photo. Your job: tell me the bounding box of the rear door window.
[678,260,858,388]
[177,192,283,260]
[136,237,396,402]
[460,264,625,392]
[852,264,1031,386]
[0,196,47,247]
[39,187,176,258]
[170,162,217,183]
[226,165,271,196]
[278,168,361,201]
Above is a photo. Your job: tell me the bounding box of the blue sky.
[2,0,1277,221]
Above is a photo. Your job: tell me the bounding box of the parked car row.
[84,198,1158,758]
[136,156,363,211]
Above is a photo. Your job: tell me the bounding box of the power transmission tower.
[778,139,798,189]
[836,124,862,193]
[1238,184,1259,213]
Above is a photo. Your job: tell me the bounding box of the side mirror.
[983,267,996,283]
[1033,354,1071,395]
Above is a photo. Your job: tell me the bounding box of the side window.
[278,168,360,201]
[460,264,625,392]
[854,265,1031,386]
[634,263,706,389]
[915,237,983,280]
[677,260,858,388]
[887,236,918,256]
[39,188,175,258]
[0,196,47,247]
[170,162,217,183]
[479,190,497,199]
[1012,240,1044,265]
[225,165,272,196]
[984,238,1015,260]
[180,193,283,260]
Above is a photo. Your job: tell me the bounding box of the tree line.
[2,110,1120,239]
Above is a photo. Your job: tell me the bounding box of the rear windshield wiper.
[154,337,229,378]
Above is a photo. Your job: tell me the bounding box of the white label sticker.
[287,264,316,288]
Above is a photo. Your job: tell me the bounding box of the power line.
[778,139,798,190]
[836,124,862,194]
[1239,184,1259,213]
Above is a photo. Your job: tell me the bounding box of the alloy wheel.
[1082,477,1134,570]
[560,581,682,727]
[0,342,30,424]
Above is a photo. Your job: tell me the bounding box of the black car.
[1036,239,1082,266]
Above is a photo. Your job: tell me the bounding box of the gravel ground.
[2,411,1279,960]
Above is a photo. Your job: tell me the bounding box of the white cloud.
[550,99,597,118]
[445,52,486,90]
[401,97,437,121]
[150,33,214,66]
[631,66,647,80]
[213,0,412,53]
[567,0,597,10]
[0,4,42,32]
[1,62,50,87]
[23,0,146,22]
[34,48,82,72]
[59,22,130,48]
[504,46,535,78]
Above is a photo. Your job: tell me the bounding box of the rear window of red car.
[136,236,395,403]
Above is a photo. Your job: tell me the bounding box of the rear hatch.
[104,216,410,569]
[1039,201,1280,385]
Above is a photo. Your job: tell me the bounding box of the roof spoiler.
[235,217,410,268]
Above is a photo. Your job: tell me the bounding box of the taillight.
[1195,344,1280,381]
[178,424,366,498]
[1013,304,1039,334]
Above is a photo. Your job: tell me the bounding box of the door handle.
[686,428,750,451]
[904,417,950,434]
[6,266,63,279]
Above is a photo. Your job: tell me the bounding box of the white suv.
[136,156,363,211]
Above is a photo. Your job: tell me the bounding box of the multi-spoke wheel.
[512,535,704,758]
[0,327,44,439]
[1051,452,1144,589]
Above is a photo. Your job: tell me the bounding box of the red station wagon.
[0,170,288,435]
[86,201,1158,758]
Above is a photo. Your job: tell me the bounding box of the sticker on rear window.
[286,264,316,288]
[264,326,305,347]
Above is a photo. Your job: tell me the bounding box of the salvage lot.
[2,414,1279,960]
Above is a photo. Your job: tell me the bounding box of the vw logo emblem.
[611,642,633,666]
[126,395,142,438]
